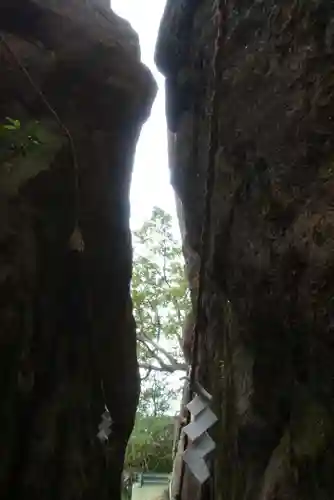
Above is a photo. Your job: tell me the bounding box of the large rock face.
[157,1,334,499]
[0,1,156,499]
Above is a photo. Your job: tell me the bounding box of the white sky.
[112,1,183,408]
[111,0,176,231]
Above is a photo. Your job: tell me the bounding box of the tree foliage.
[125,374,176,473]
[132,206,190,375]
[125,413,174,472]
[138,372,177,417]
[125,207,190,473]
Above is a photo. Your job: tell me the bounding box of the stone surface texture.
[0,1,156,499]
[156,1,334,499]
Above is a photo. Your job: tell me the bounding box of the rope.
[175,1,227,499]
[0,35,108,422]
[0,35,81,229]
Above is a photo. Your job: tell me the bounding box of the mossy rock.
[0,118,64,196]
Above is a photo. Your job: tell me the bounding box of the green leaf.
[3,124,17,131]
[5,117,21,129]
[129,207,190,470]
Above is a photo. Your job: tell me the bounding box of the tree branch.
[137,333,187,373]
[138,337,171,370]
[140,367,153,381]
[139,362,187,373]
[140,333,183,367]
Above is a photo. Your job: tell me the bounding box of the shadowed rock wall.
[157,1,334,499]
[0,1,156,499]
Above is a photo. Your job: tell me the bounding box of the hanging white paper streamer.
[183,406,218,442]
[183,447,211,484]
[182,383,217,484]
[97,409,112,442]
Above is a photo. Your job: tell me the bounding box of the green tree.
[125,374,175,473]
[125,413,174,472]
[138,372,177,417]
[125,208,190,473]
[132,206,190,374]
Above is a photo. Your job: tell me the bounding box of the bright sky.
[111,2,184,409]
[111,0,176,231]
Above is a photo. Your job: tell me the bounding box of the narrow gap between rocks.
[112,1,189,495]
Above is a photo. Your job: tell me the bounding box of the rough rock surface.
[0,1,156,499]
[157,1,334,499]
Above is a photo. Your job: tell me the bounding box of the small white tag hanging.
[69,225,85,252]
[97,409,112,442]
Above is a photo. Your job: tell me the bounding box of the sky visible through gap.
[111,0,178,233]
[111,0,184,408]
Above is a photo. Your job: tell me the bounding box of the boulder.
[156,1,334,499]
[0,1,156,499]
